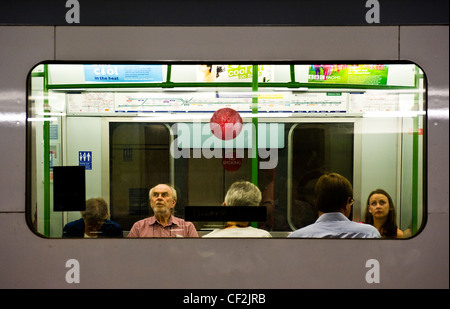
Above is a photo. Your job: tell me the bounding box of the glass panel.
[27,63,426,238]
[109,123,171,231]
[289,122,354,230]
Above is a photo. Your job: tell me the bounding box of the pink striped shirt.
[127,215,198,238]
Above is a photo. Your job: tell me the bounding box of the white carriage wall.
[0,26,447,288]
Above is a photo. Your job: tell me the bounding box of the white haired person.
[203,181,272,238]
[128,184,198,237]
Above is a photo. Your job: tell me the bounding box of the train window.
[27,63,426,239]
[288,122,354,230]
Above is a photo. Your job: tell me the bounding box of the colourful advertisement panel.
[197,65,273,82]
[308,64,389,85]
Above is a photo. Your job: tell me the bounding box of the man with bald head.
[128,184,198,237]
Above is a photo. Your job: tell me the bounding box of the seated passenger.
[63,197,123,238]
[203,181,272,238]
[128,184,198,237]
[364,189,404,238]
[288,173,380,238]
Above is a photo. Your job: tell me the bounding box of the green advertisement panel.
[308,64,389,85]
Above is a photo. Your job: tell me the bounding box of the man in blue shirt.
[289,173,380,238]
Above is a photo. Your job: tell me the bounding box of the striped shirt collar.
[148,215,180,226]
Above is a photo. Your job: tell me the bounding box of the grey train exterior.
[0,24,448,289]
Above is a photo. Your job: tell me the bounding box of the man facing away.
[203,180,272,238]
[288,173,380,238]
[128,184,198,237]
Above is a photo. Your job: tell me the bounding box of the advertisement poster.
[308,64,389,85]
[84,64,163,83]
[197,64,273,82]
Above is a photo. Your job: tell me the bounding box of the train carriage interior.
[27,62,426,238]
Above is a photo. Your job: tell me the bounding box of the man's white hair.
[224,181,261,206]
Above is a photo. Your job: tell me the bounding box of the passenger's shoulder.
[131,217,152,227]
[64,218,83,228]
[172,216,193,226]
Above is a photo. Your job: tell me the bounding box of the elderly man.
[203,180,272,238]
[128,184,198,237]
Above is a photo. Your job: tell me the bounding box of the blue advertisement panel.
[83,64,163,83]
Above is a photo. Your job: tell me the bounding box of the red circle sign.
[210,108,243,140]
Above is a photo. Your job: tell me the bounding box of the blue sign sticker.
[78,151,92,170]
[83,64,163,83]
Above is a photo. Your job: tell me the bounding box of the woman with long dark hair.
[364,189,404,238]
